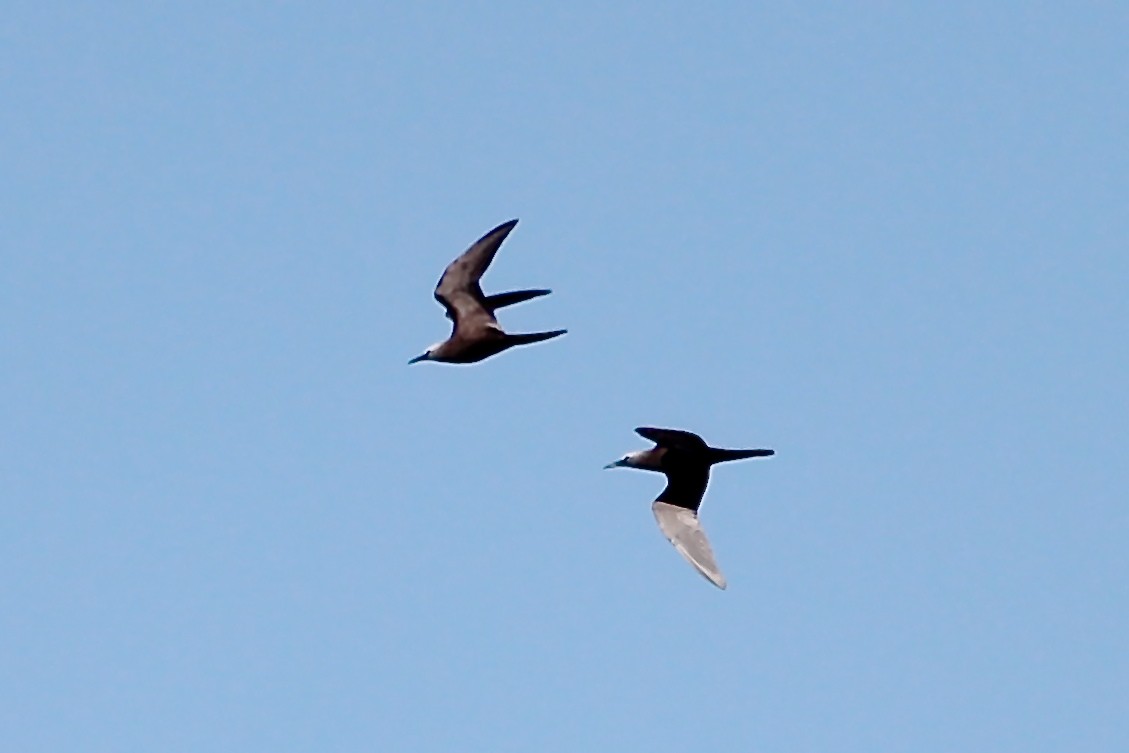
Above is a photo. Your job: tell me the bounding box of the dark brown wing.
[635,427,708,451]
[439,294,500,339]
[655,463,710,512]
[434,219,518,318]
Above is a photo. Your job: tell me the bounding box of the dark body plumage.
[605,427,774,589]
[409,219,566,365]
[628,427,774,511]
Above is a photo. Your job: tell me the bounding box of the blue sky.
[3,3,1127,751]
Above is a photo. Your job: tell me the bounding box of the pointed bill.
[652,501,727,589]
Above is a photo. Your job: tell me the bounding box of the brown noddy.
[409,219,566,365]
[604,427,774,589]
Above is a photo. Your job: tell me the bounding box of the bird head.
[603,451,644,470]
[408,343,441,364]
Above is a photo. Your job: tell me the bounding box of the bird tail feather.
[505,329,567,347]
[708,448,775,464]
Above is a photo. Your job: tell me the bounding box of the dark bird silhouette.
[409,219,566,365]
[604,427,774,589]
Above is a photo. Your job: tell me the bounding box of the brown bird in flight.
[605,427,774,589]
[409,219,566,365]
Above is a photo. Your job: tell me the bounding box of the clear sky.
[3,3,1127,751]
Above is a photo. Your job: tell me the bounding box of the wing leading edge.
[651,501,727,589]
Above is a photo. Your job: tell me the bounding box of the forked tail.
[707,447,775,464]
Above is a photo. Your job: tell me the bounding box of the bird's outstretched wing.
[652,501,727,589]
[434,219,518,320]
[655,463,710,512]
[635,427,708,451]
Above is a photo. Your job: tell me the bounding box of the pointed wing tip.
[476,218,519,245]
[436,219,523,297]
[690,562,728,590]
[652,501,727,590]
[699,565,727,590]
[634,426,707,449]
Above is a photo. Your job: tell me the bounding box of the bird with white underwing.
[604,427,774,589]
